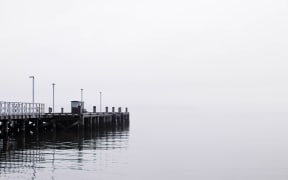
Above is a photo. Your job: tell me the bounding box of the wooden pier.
[0,101,129,138]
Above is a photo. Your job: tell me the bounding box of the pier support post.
[78,115,84,129]
[96,116,99,128]
[18,132,26,149]
[90,117,93,130]
[2,138,8,151]
[52,118,57,131]
[20,119,26,133]
[36,118,39,132]
[93,106,96,113]
[92,117,96,128]
[2,120,9,136]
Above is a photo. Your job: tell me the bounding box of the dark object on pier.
[71,101,83,114]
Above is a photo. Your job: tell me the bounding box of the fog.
[1,0,288,112]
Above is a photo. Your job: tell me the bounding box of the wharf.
[0,101,129,138]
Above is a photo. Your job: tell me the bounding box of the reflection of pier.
[0,120,129,177]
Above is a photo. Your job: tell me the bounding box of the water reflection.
[0,120,129,179]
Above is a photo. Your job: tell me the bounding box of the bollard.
[61,108,64,113]
[125,107,128,113]
[105,106,108,113]
[112,107,115,113]
[118,107,121,113]
[48,107,52,113]
[93,106,96,113]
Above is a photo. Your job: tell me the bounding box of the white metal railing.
[0,101,45,117]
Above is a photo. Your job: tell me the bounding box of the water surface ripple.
[0,122,129,180]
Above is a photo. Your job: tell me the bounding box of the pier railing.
[0,101,45,117]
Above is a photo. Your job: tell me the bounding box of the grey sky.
[0,0,287,112]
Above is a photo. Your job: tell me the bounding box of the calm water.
[2,108,288,180]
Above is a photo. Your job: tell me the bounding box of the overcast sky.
[0,0,288,112]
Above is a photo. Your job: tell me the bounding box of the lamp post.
[81,88,84,112]
[52,83,55,113]
[100,91,102,112]
[29,76,35,114]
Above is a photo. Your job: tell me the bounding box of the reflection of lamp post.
[81,88,84,112]
[100,91,102,112]
[52,83,55,113]
[29,76,35,114]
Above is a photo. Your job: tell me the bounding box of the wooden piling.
[78,114,84,129]
[52,119,56,131]
[90,117,92,130]
[36,119,39,132]
[2,120,9,136]
[20,119,26,133]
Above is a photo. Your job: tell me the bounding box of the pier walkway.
[0,101,45,119]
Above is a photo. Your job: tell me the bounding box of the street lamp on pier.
[81,88,84,112]
[100,91,102,112]
[29,76,35,114]
[52,83,55,113]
